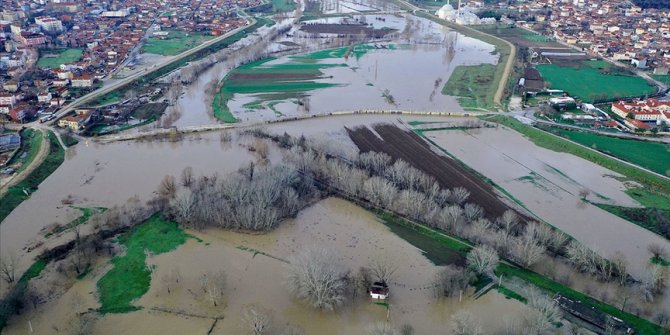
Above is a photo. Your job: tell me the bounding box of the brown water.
[426,126,670,279]
[0,133,256,277]
[3,198,533,335]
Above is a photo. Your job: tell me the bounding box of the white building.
[35,16,63,33]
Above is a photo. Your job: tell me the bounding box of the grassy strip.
[6,129,42,174]
[595,204,670,239]
[0,131,65,223]
[495,286,527,303]
[416,11,511,109]
[45,207,107,238]
[495,263,661,335]
[96,215,190,313]
[545,127,670,176]
[142,31,214,56]
[484,115,670,197]
[651,256,670,267]
[62,133,79,147]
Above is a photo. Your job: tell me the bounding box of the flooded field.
[424,126,670,278]
[223,14,498,122]
[3,198,533,335]
[0,133,258,277]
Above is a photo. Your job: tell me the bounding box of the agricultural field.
[442,64,497,111]
[37,48,84,69]
[473,25,559,48]
[546,127,670,176]
[142,31,214,56]
[536,60,656,102]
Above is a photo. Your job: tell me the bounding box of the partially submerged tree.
[433,265,473,298]
[369,256,398,284]
[451,311,483,335]
[241,304,272,335]
[286,247,347,311]
[367,322,398,335]
[0,251,18,284]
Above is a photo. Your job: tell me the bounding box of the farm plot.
[536,61,656,102]
[346,124,531,221]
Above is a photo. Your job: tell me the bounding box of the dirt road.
[0,129,49,197]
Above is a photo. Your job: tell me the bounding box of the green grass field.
[537,62,655,102]
[37,48,84,69]
[548,128,670,176]
[7,128,43,174]
[0,132,64,223]
[46,206,107,237]
[142,31,214,56]
[96,216,191,313]
[442,64,497,111]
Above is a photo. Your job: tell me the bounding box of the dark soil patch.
[300,23,396,38]
[346,124,530,222]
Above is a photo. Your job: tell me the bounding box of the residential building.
[71,75,93,88]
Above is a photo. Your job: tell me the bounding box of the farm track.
[346,124,530,221]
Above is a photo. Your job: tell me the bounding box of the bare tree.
[463,203,484,222]
[241,304,272,335]
[466,245,499,276]
[468,218,493,243]
[511,229,546,267]
[172,191,195,228]
[399,324,414,335]
[450,187,470,205]
[368,322,398,335]
[286,247,347,311]
[158,175,177,200]
[369,256,398,283]
[201,270,226,307]
[498,210,519,234]
[523,289,562,334]
[280,324,305,335]
[437,205,464,232]
[642,264,667,302]
[451,311,483,335]
[180,166,194,187]
[0,250,18,284]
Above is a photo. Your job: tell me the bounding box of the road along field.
[346,124,532,221]
[421,125,670,278]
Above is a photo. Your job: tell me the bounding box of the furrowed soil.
[346,124,528,221]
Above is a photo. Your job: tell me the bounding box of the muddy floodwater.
[425,126,670,278]
[0,133,260,278]
[3,198,532,335]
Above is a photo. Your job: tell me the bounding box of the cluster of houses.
[0,0,260,124]
[611,98,670,130]
[492,0,670,73]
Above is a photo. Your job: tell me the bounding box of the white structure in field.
[436,2,495,25]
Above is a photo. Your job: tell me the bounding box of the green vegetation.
[595,204,670,239]
[651,256,670,267]
[46,207,107,237]
[142,31,214,56]
[97,215,191,313]
[442,64,497,111]
[416,12,512,109]
[62,133,79,147]
[495,286,527,303]
[495,263,661,335]
[91,91,122,106]
[37,48,84,68]
[213,51,350,122]
[271,0,296,12]
[7,128,43,174]
[484,116,670,197]
[625,188,670,209]
[0,131,65,223]
[536,62,655,102]
[546,128,670,176]
[652,74,670,86]
[376,211,470,265]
